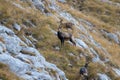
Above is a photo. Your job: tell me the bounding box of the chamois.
[79,62,89,80]
[59,19,74,30]
[57,27,76,47]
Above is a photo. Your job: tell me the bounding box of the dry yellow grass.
[90,31,120,67]
[0,37,5,43]
[65,0,120,31]
[0,63,21,80]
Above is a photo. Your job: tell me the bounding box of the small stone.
[13,23,21,31]
[58,0,66,3]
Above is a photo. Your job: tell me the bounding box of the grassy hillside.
[0,0,120,80]
[67,0,120,30]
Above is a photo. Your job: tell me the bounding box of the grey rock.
[0,25,68,80]
[32,0,45,12]
[58,0,66,3]
[13,23,21,31]
[101,30,119,44]
[112,68,120,77]
[107,33,119,44]
[0,42,6,53]
[0,25,15,36]
[76,38,88,48]
[98,73,111,80]
[55,46,60,51]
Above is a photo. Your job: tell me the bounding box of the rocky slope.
[0,25,67,80]
[0,0,120,80]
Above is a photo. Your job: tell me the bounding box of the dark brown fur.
[57,29,76,47]
[79,62,89,80]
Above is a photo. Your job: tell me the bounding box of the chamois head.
[59,19,74,30]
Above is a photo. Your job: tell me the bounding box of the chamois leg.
[60,39,64,48]
[84,75,88,80]
[70,37,76,46]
